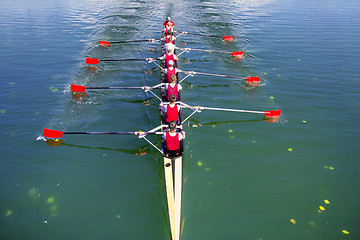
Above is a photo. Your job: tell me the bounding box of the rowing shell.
[164,156,182,240]
[160,32,183,240]
[43,20,282,240]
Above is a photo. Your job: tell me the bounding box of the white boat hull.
[164,156,182,240]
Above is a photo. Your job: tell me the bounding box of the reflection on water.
[45,139,150,156]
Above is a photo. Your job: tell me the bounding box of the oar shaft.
[86,87,144,90]
[175,31,220,38]
[184,71,245,79]
[64,131,136,135]
[177,47,232,54]
[100,58,149,62]
[63,131,163,135]
[110,39,159,43]
[200,106,264,114]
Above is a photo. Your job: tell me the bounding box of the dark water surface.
[1,0,359,239]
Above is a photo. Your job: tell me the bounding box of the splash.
[36,136,47,141]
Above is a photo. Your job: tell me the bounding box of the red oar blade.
[223,36,234,42]
[71,84,87,92]
[86,58,100,64]
[232,51,244,59]
[43,128,64,139]
[264,110,282,118]
[246,76,260,86]
[246,76,260,83]
[99,41,110,47]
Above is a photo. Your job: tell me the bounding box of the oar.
[177,47,243,57]
[174,31,234,42]
[70,84,162,92]
[99,39,160,47]
[43,128,163,139]
[86,57,152,64]
[179,102,281,118]
[197,107,281,118]
[181,71,260,84]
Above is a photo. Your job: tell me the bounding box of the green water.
[1,0,359,239]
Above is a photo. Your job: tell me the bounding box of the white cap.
[167,17,171,21]
[166,43,174,52]
[168,60,174,66]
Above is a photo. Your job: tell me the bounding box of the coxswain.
[163,60,180,83]
[164,74,182,101]
[163,17,175,34]
[159,44,178,68]
[160,94,181,124]
[162,120,185,157]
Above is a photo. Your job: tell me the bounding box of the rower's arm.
[181,131,185,140]
[159,104,166,112]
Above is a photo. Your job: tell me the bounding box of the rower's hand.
[182,131,186,139]
[135,131,147,137]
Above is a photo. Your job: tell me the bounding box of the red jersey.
[166,132,180,151]
[165,53,176,68]
[165,104,179,123]
[163,20,175,27]
[165,67,176,83]
[166,84,179,101]
[164,26,173,36]
[164,35,174,44]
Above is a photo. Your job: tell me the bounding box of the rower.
[164,74,182,101]
[163,60,180,83]
[162,120,185,158]
[164,31,176,47]
[159,44,178,68]
[160,94,181,125]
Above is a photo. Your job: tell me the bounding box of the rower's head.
[169,94,176,103]
[165,28,173,36]
[167,16,171,21]
[170,74,177,83]
[166,43,174,53]
[168,60,174,67]
[169,120,176,131]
